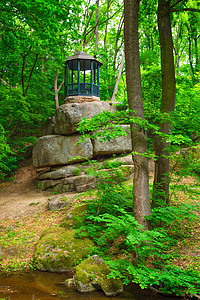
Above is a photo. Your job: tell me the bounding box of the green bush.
[75,170,200,297]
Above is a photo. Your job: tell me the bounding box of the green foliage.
[148,204,198,238]
[173,75,200,139]
[74,170,200,297]
[171,146,200,178]
[0,0,82,180]
[0,124,14,180]
[141,65,162,122]
[108,261,200,296]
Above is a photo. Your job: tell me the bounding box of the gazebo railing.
[67,83,99,97]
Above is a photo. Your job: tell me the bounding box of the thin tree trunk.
[54,72,64,109]
[95,0,99,54]
[104,0,110,52]
[110,51,125,102]
[153,0,176,206]
[124,0,151,230]
[113,16,124,72]
[188,33,195,78]
[194,35,199,82]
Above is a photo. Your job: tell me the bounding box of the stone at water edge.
[33,228,94,272]
[74,255,123,296]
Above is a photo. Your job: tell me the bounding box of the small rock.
[48,196,70,211]
[64,277,75,288]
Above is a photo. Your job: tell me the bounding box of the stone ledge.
[64,96,100,103]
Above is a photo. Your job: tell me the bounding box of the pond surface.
[0,271,182,300]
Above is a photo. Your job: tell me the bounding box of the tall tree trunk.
[153,0,176,206]
[124,0,151,230]
[104,0,110,52]
[95,0,99,54]
[188,32,195,79]
[194,35,199,75]
[110,51,125,102]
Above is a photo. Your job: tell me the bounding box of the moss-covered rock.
[48,195,71,211]
[75,255,123,296]
[60,203,88,229]
[33,228,94,272]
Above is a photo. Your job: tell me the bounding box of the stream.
[0,271,183,300]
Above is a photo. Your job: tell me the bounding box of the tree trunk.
[110,51,125,102]
[124,0,151,230]
[104,0,110,52]
[95,0,99,54]
[153,0,176,206]
[54,72,64,109]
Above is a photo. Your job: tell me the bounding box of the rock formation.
[32,97,133,193]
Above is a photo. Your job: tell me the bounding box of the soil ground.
[0,159,83,271]
[0,159,199,274]
[0,159,79,220]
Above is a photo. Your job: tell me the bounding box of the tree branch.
[57,79,64,92]
[171,8,200,12]
[24,53,39,96]
[83,6,123,40]
[7,119,21,140]
[0,78,13,88]
[20,46,32,96]
[169,0,184,10]
[2,36,15,52]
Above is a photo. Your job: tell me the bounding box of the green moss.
[35,181,44,190]
[33,228,94,272]
[60,204,88,229]
[48,183,72,193]
[75,255,123,296]
[39,226,65,239]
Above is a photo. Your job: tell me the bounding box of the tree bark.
[54,72,64,109]
[153,0,176,206]
[95,0,100,54]
[104,0,110,52]
[110,51,125,102]
[124,0,151,229]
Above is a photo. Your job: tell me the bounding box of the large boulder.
[74,255,123,296]
[93,125,132,155]
[32,134,93,168]
[33,227,94,272]
[54,101,111,135]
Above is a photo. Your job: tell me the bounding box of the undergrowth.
[74,167,200,297]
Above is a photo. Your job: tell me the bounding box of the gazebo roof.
[65,50,102,66]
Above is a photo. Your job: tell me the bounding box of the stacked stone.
[32,96,133,193]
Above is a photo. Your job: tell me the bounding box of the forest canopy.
[0,0,199,179]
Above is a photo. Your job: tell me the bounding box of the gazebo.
[64,50,103,99]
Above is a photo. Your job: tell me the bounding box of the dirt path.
[0,160,53,220]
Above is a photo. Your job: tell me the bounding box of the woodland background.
[0,0,199,181]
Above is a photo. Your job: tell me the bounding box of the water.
[0,271,182,300]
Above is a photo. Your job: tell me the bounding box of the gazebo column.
[65,63,69,97]
[97,64,100,97]
[91,61,93,95]
[78,60,80,95]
